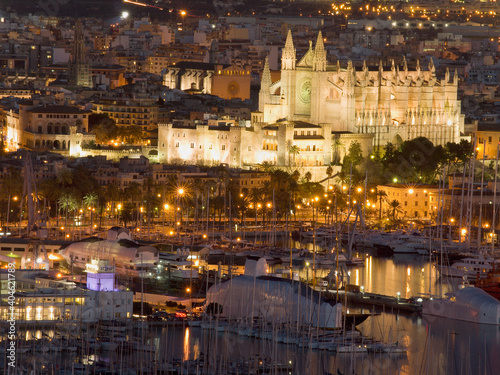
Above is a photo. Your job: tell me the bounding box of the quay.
[325,290,423,314]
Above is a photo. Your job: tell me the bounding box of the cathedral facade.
[256,30,464,154]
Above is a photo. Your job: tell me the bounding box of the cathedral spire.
[337,60,341,73]
[281,29,296,70]
[403,56,408,74]
[445,67,450,84]
[453,69,459,85]
[260,56,272,92]
[313,31,326,71]
[259,56,272,110]
[428,57,436,77]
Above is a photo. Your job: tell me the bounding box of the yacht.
[164,257,199,280]
[438,255,500,280]
[386,234,430,254]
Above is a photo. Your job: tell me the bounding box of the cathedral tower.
[259,56,272,111]
[281,29,296,71]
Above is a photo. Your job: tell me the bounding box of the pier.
[326,290,423,314]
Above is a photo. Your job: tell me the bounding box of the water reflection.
[163,315,500,375]
[183,327,190,361]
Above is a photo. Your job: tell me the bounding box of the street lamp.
[163,204,169,237]
[177,188,185,234]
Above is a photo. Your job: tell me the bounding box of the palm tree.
[58,193,77,229]
[106,183,122,223]
[286,140,300,166]
[56,169,73,187]
[83,192,98,230]
[331,136,345,165]
[125,182,142,226]
[376,190,388,220]
[304,171,312,183]
[326,165,333,187]
[259,161,274,173]
[249,187,262,228]
[388,199,403,221]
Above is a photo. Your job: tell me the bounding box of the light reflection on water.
[170,312,500,375]
[281,254,460,299]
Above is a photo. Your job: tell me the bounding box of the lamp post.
[177,188,184,234]
[6,195,17,236]
[117,203,122,226]
[163,204,169,238]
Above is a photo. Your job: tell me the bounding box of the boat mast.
[478,139,486,250]
[491,143,499,255]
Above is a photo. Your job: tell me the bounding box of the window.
[209,144,212,150]
[222,145,226,150]
[424,201,428,206]
[415,201,418,206]
[404,201,408,206]
[489,136,492,143]
[414,211,418,217]
[38,126,42,133]
[190,142,195,148]
[175,142,179,148]
[183,133,186,137]
[424,211,428,217]
[248,146,252,151]
[38,114,42,118]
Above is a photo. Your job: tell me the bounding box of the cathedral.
[255,30,464,154]
[157,30,464,174]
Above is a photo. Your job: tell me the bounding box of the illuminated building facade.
[3,102,94,156]
[163,62,252,100]
[158,31,464,170]
[0,270,133,322]
[258,30,464,152]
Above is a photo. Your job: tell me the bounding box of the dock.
[325,290,423,314]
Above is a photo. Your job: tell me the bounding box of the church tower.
[312,31,326,72]
[259,56,272,111]
[69,19,92,88]
[281,29,296,71]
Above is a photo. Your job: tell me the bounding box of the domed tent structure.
[59,228,159,277]
[205,257,342,329]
